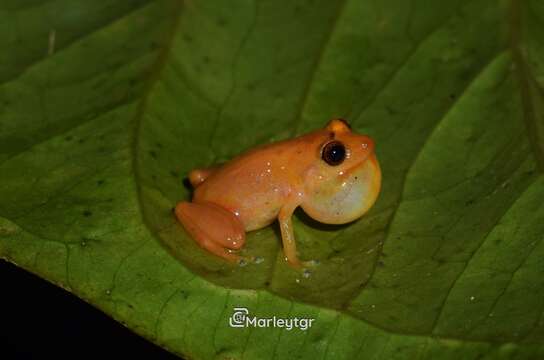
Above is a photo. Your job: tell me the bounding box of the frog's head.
[301,119,382,224]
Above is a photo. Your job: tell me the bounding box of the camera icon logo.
[229,307,249,328]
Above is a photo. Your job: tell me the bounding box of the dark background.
[1,259,181,360]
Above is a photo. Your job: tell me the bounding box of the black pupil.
[322,141,346,166]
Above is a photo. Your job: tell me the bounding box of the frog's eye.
[322,141,346,166]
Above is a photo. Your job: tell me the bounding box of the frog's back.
[192,138,310,231]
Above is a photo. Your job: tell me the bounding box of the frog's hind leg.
[174,201,246,263]
[188,166,218,187]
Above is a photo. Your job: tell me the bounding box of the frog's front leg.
[278,199,307,268]
[174,201,246,263]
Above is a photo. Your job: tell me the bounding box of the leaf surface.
[1,0,544,359]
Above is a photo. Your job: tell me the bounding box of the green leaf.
[1,0,544,359]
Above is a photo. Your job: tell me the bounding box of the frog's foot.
[300,259,319,268]
[188,166,218,188]
[174,201,246,263]
[283,257,319,270]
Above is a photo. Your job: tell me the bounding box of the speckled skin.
[175,119,381,268]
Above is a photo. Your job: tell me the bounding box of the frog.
[174,119,381,268]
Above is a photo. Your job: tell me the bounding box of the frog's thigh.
[188,166,217,187]
[175,201,245,262]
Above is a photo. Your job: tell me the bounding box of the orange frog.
[174,119,381,268]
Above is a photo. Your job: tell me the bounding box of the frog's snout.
[360,135,375,154]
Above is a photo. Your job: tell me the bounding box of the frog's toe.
[283,257,319,271]
[301,259,320,268]
[188,166,218,188]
